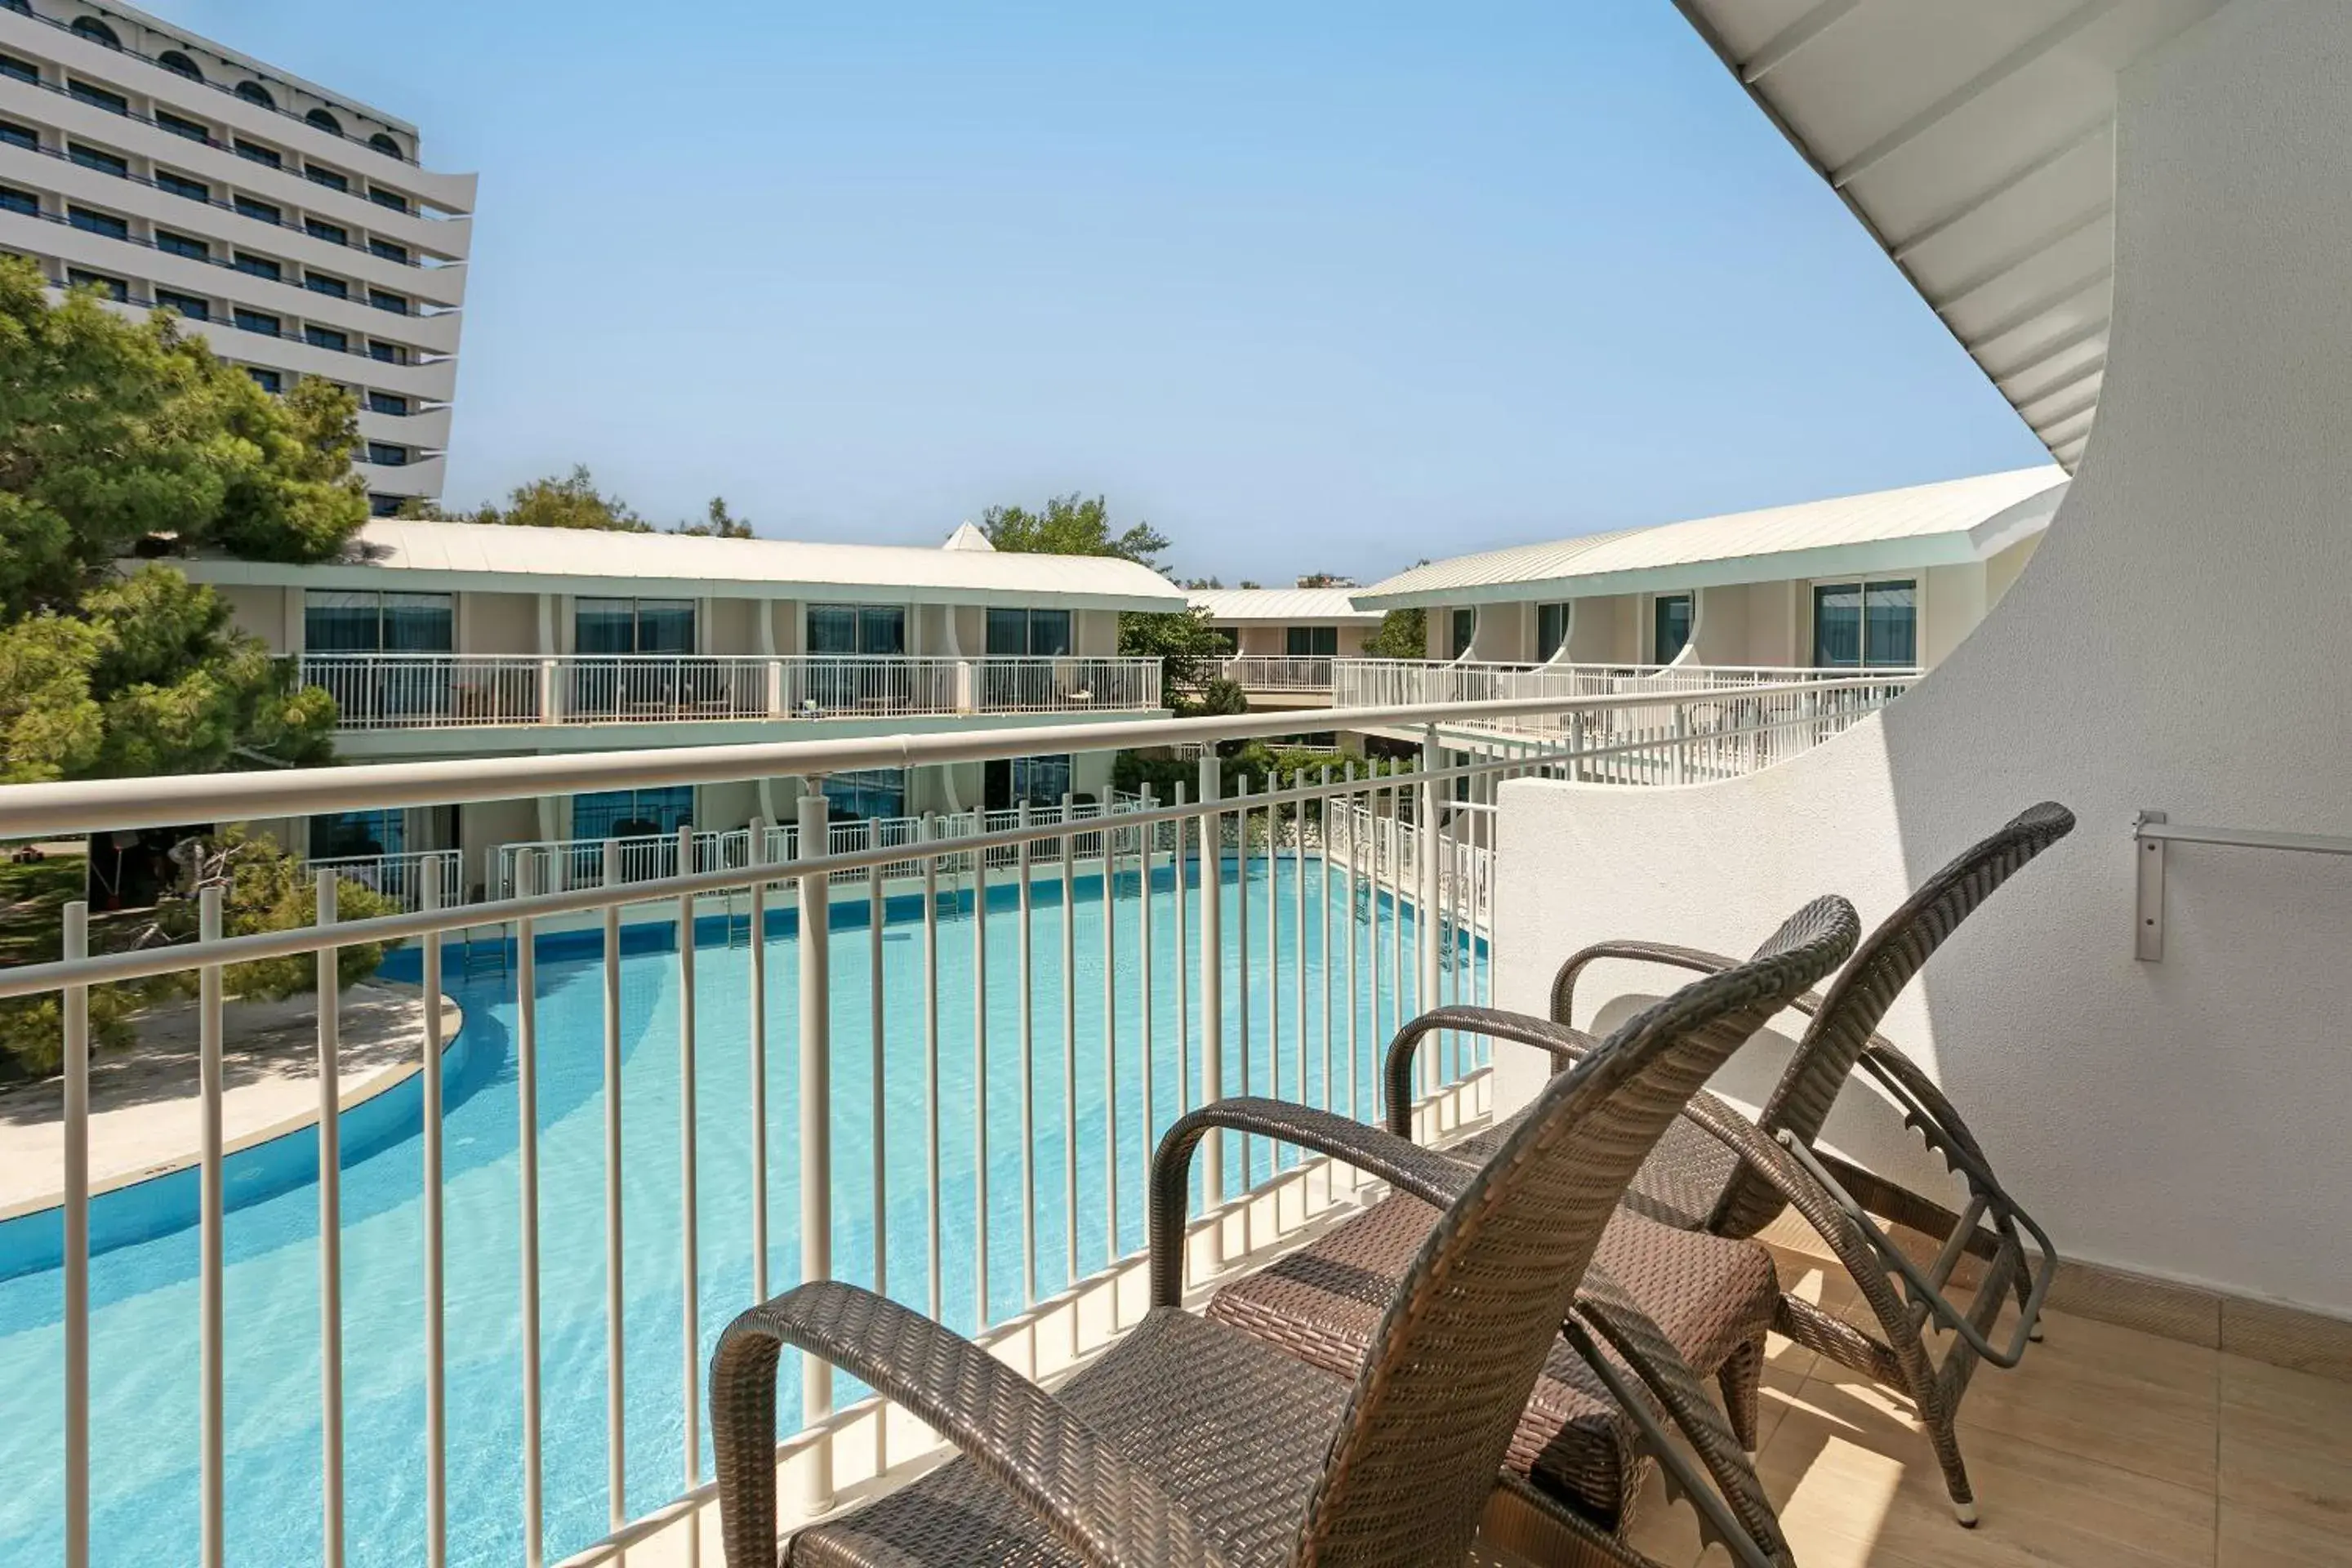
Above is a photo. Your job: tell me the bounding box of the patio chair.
[1202,911,1850,1542]
[1383,801,2074,1525]
[707,894,1859,1568]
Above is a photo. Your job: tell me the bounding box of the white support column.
[793,783,834,1514]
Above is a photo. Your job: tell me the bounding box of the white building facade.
[174,519,1183,899]
[0,0,474,514]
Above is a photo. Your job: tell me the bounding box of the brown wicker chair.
[1386,802,2074,1526]
[707,895,1859,1568]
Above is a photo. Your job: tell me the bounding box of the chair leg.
[1716,1336,1764,1451]
[1924,1405,1980,1526]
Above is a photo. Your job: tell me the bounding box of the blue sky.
[154,0,2046,585]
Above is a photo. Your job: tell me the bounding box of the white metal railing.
[0,679,1899,1567]
[1218,653,1335,691]
[292,653,1165,729]
[1333,657,1918,763]
[300,847,461,912]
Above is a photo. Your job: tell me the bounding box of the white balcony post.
[793,784,833,1513]
[1418,727,1442,1098]
[1673,701,1690,786]
[956,660,977,715]
[1193,752,1224,1241]
[765,658,785,719]
[539,658,560,726]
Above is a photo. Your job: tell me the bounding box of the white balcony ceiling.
[1673,0,2226,470]
[1356,466,2065,607]
[171,519,1191,610]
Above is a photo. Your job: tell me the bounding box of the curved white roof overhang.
[1673,0,2226,470]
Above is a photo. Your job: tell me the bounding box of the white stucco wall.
[1494,0,2352,1316]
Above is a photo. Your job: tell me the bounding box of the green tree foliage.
[674,496,754,537]
[1361,607,1428,660]
[1116,608,1234,711]
[0,259,364,782]
[979,492,1170,571]
[195,830,398,1000]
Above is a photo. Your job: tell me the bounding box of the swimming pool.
[0,853,1483,1566]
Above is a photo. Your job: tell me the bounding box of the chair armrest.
[1571,1269,1793,1568]
[1550,941,1829,1032]
[1382,1006,1600,1138]
[1150,1096,1473,1306]
[710,1281,1228,1568]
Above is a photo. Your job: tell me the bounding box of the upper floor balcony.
[290,651,1166,733]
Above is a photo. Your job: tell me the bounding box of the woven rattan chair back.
[1295,894,1858,1567]
[1702,802,2074,1241]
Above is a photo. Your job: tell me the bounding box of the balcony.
[290,652,1166,731]
[1218,653,1336,696]
[0,681,2341,1568]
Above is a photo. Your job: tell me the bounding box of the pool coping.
[0,981,464,1228]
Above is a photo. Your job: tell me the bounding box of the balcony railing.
[298,846,460,912]
[0,677,1865,1566]
[290,653,1166,729]
[1218,653,1335,691]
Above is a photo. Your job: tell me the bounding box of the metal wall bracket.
[2135,808,2167,961]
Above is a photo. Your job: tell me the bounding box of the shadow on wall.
[1498,0,2352,1316]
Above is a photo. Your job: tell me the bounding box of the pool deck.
[0,981,461,1219]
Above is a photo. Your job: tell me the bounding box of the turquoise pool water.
[0,854,1483,1566]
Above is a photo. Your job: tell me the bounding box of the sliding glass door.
[1811,580,1917,668]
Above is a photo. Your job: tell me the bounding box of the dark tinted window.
[305,218,348,245]
[156,231,209,261]
[232,308,281,335]
[234,196,282,225]
[65,268,127,301]
[158,51,203,82]
[0,185,36,215]
[306,109,343,136]
[154,288,210,320]
[235,82,275,109]
[368,187,409,213]
[155,110,211,144]
[156,170,209,201]
[68,206,128,239]
[234,139,282,169]
[306,325,350,352]
[234,253,282,281]
[306,165,350,192]
[0,120,33,149]
[368,289,408,314]
[68,80,128,115]
[368,238,408,263]
[306,274,348,299]
[69,143,127,176]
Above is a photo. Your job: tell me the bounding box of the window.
[985,755,1074,812]
[0,120,36,149]
[154,287,208,320]
[306,273,348,299]
[369,187,409,213]
[69,142,127,176]
[307,808,403,862]
[1285,626,1339,657]
[821,768,906,823]
[156,170,208,202]
[808,604,906,655]
[305,109,343,136]
[234,139,281,169]
[305,589,453,653]
[155,110,210,144]
[234,195,282,225]
[571,787,693,844]
[369,131,404,160]
[68,80,127,116]
[306,165,349,193]
[68,206,128,239]
[0,185,34,215]
[1535,602,1570,662]
[247,367,282,392]
[577,598,695,655]
[65,268,127,301]
[1450,607,1476,659]
[1811,580,1917,669]
[232,307,280,336]
[984,607,1071,657]
[368,288,408,314]
[156,230,208,261]
[305,218,348,245]
[235,252,282,281]
[69,17,121,49]
[368,238,408,263]
[157,50,203,82]
[367,492,402,517]
[309,326,350,353]
[1652,594,1692,664]
[367,390,408,416]
[363,440,405,466]
[368,339,406,364]
[235,82,275,109]
[0,52,36,85]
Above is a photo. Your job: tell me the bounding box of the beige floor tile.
[2220,1352,2352,1457]
[2218,1499,2352,1567]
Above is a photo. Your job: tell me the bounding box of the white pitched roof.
[940,522,996,552]
[1356,467,2067,608]
[171,519,1189,610]
[1189,587,1385,625]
